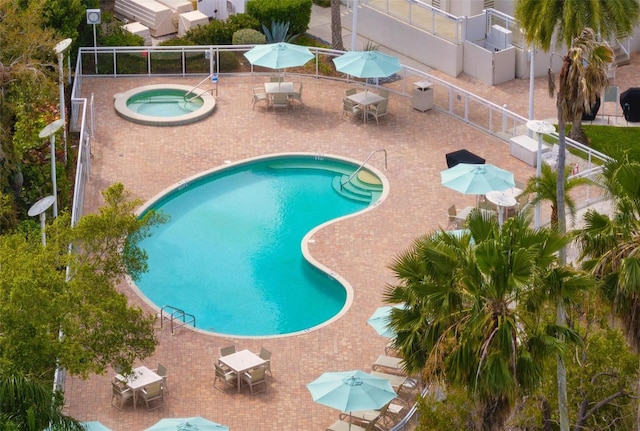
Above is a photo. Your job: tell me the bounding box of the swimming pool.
[114,84,216,126]
[133,154,386,337]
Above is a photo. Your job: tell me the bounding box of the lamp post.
[39,119,64,218]
[528,42,535,122]
[526,120,555,228]
[28,195,56,246]
[351,0,359,51]
[54,38,72,163]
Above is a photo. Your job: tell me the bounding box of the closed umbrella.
[243,42,314,70]
[307,370,396,430]
[440,163,515,196]
[332,50,401,79]
[144,417,229,431]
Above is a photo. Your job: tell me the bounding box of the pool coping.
[113,84,216,126]
[130,152,390,339]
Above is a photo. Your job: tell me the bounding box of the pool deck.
[64,52,639,430]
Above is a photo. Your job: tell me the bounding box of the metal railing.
[340,149,388,190]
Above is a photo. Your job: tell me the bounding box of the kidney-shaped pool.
[133,154,386,337]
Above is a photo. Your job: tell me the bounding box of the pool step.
[267,161,354,176]
[331,175,383,203]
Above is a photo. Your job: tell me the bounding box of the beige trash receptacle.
[413,81,433,112]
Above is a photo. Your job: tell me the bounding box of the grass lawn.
[545,124,640,163]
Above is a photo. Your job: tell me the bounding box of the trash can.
[413,81,433,112]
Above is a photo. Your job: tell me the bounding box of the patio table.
[115,365,163,409]
[218,349,266,392]
[347,91,385,123]
[264,82,295,95]
[486,190,518,225]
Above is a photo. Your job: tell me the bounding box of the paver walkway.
[63,16,639,430]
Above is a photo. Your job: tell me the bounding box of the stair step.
[357,170,382,186]
[268,160,355,176]
[349,175,383,192]
[331,176,373,203]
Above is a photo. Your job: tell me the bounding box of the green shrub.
[185,19,233,45]
[232,28,266,45]
[218,51,240,72]
[159,37,196,46]
[312,0,330,7]
[246,0,312,37]
[226,13,262,34]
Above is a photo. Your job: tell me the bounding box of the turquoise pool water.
[126,89,203,117]
[135,156,381,336]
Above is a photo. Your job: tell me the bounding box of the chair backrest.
[273,93,288,106]
[448,205,456,218]
[550,144,560,156]
[376,99,388,114]
[346,88,357,96]
[250,366,266,381]
[220,345,236,357]
[112,381,126,396]
[259,347,272,361]
[343,98,356,109]
[214,363,226,377]
[156,363,167,378]
[378,88,389,99]
[270,76,281,83]
[144,381,163,397]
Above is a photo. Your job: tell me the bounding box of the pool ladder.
[160,305,196,335]
[184,73,216,102]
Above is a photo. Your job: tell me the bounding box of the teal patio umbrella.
[307,370,396,429]
[440,163,515,196]
[367,305,404,338]
[243,42,314,70]
[81,423,111,431]
[144,417,229,431]
[332,50,401,78]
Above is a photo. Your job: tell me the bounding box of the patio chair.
[214,363,237,392]
[258,347,273,377]
[342,98,363,121]
[270,76,282,83]
[345,88,357,96]
[154,363,169,394]
[365,99,389,125]
[447,205,459,229]
[338,401,391,427]
[326,411,383,431]
[370,371,408,392]
[241,365,267,394]
[289,83,303,109]
[372,354,404,375]
[252,87,269,111]
[139,381,164,411]
[272,93,290,113]
[541,144,568,170]
[111,381,133,410]
[218,344,236,370]
[377,88,389,99]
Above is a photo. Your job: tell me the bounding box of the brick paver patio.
[63,53,639,430]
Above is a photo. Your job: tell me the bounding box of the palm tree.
[0,373,82,431]
[515,0,638,143]
[385,211,583,430]
[523,163,591,229]
[575,155,640,430]
[330,0,345,50]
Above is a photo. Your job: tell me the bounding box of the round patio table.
[486,190,517,226]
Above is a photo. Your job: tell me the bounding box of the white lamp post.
[28,195,56,246]
[54,38,72,163]
[351,0,359,51]
[39,119,64,218]
[526,120,555,228]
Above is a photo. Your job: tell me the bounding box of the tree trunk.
[569,116,589,145]
[556,112,570,431]
[330,0,345,51]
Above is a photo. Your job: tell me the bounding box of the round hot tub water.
[114,84,216,126]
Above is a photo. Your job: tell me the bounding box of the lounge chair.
[370,371,408,391]
[365,99,389,125]
[326,410,384,431]
[139,381,164,411]
[214,363,237,391]
[372,355,404,374]
[111,381,133,410]
[541,144,568,170]
[241,365,267,394]
[339,401,391,424]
